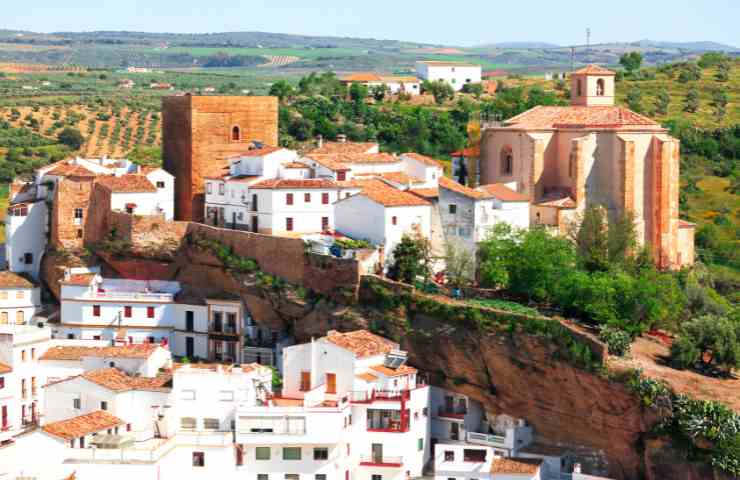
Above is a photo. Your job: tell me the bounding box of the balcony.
[88,291,174,302]
[359,455,403,467]
[437,406,467,420]
[350,390,409,404]
[466,431,506,447]
[209,321,239,336]
[366,409,409,433]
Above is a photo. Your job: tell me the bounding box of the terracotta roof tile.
[379,172,425,186]
[355,372,379,382]
[490,457,542,474]
[439,176,487,199]
[574,64,616,75]
[368,363,418,377]
[478,183,529,202]
[80,367,172,392]
[401,152,443,168]
[409,187,439,199]
[306,153,399,171]
[536,193,576,209]
[502,105,660,130]
[61,273,96,286]
[96,175,157,193]
[283,162,310,169]
[355,179,431,207]
[341,73,383,82]
[41,344,160,361]
[324,330,398,358]
[46,163,96,178]
[250,178,340,189]
[0,271,36,289]
[0,362,11,374]
[42,411,124,440]
[308,142,379,155]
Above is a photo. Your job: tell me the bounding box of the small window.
[596,78,605,96]
[192,451,205,467]
[256,447,271,460]
[124,306,132,318]
[203,418,219,430]
[109,361,115,368]
[232,126,241,141]
[21,350,26,362]
[218,184,225,195]
[93,305,101,317]
[304,193,311,203]
[286,193,294,205]
[180,417,196,430]
[147,306,155,318]
[31,348,35,359]
[316,476,327,480]
[418,438,424,451]
[372,476,382,480]
[207,183,213,195]
[73,398,81,409]
[321,217,329,231]
[285,476,299,480]
[300,371,310,392]
[444,450,454,462]
[16,290,23,299]
[449,204,457,214]
[258,475,269,480]
[463,449,486,462]
[185,311,194,331]
[76,229,83,239]
[500,146,513,176]
[322,192,329,205]
[286,217,293,231]
[0,292,6,300]
[74,208,83,219]
[24,253,33,265]
[337,171,346,181]
[100,401,108,411]
[314,447,328,460]
[156,181,165,188]
[391,216,397,226]
[283,447,302,460]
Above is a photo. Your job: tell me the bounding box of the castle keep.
[162,95,278,222]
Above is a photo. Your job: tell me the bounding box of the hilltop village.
[0,65,696,480]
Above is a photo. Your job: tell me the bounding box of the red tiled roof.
[478,183,529,202]
[502,105,661,130]
[409,188,439,199]
[249,178,340,189]
[0,362,11,374]
[306,153,399,172]
[46,163,96,178]
[42,411,125,440]
[379,172,425,186]
[96,175,157,193]
[356,372,379,382]
[62,273,96,286]
[401,152,443,168]
[283,162,310,169]
[679,220,696,229]
[308,142,378,155]
[0,271,36,289]
[536,194,576,209]
[439,176,487,199]
[80,367,172,392]
[368,364,418,377]
[573,64,616,75]
[355,179,431,207]
[341,72,383,82]
[490,457,542,474]
[41,344,160,361]
[324,330,398,358]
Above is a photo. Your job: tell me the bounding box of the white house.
[340,73,420,96]
[334,180,432,265]
[0,271,41,327]
[433,444,543,480]
[5,184,49,278]
[415,61,482,92]
[438,178,529,253]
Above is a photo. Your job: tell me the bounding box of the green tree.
[608,210,638,266]
[670,315,740,373]
[127,145,162,166]
[57,127,84,150]
[387,233,432,284]
[626,87,643,113]
[575,205,610,272]
[268,80,295,102]
[697,52,728,68]
[619,51,643,73]
[461,82,484,99]
[678,64,702,83]
[370,84,390,102]
[655,88,671,115]
[683,88,700,113]
[422,80,455,105]
[715,62,730,82]
[348,82,368,103]
[710,88,729,119]
[442,240,475,287]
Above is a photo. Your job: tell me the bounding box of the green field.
[145,46,370,59]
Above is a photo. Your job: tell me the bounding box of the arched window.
[500,146,513,176]
[231,125,241,141]
[596,78,605,96]
[576,79,582,96]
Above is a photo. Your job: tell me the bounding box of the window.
[256,447,271,460]
[185,311,194,331]
[100,401,108,411]
[31,348,35,360]
[192,451,205,467]
[232,126,241,141]
[316,476,327,480]
[391,216,397,226]
[258,475,269,480]
[109,362,115,368]
[16,290,24,299]
[156,181,165,188]
[596,78,605,96]
[463,449,486,462]
[372,476,382,480]
[148,336,155,343]
[300,371,310,392]
[23,253,33,265]
[15,310,24,325]
[448,204,457,214]
[218,183,225,195]
[337,171,346,181]
[458,227,471,238]
[304,192,311,203]
[286,193,294,205]
[285,476,299,480]
[74,208,83,220]
[283,447,302,460]
[577,79,583,96]
[73,398,81,409]
[207,183,213,195]
[500,146,513,175]
[124,306,132,318]
[321,217,329,231]
[0,312,6,325]
[147,306,155,318]
[181,390,196,401]
[418,438,424,451]
[326,373,336,394]
[0,292,6,300]
[313,447,328,460]
[180,417,196,430]
[444,451,455,462]
[21,350,26,362]
[322,192,329,204]
[67,333,74,340]
[93,305,101,317]
[286,217,293,231]
[203,418,219,430]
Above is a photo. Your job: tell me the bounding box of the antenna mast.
[586,28,591,52]
[570,46,576,72]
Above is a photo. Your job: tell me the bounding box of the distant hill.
[629,39,738,52]
[477,42,561,49]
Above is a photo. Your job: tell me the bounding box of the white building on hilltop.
[415,61,482,92]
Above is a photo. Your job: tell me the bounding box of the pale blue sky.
[6,0,739,47]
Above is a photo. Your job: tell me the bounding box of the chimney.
[337,134,347,144]
[317,135,324,148]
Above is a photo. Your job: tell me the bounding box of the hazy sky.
[7,0,739,47]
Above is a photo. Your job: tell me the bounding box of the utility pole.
[570,46,576,72]
[586,28,591,52]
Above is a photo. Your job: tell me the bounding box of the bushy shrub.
[599,326,632,356]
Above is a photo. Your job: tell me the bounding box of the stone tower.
[569,64,616,106]
[162,95,278,222]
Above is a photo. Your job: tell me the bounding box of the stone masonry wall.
[51,176,95,250]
